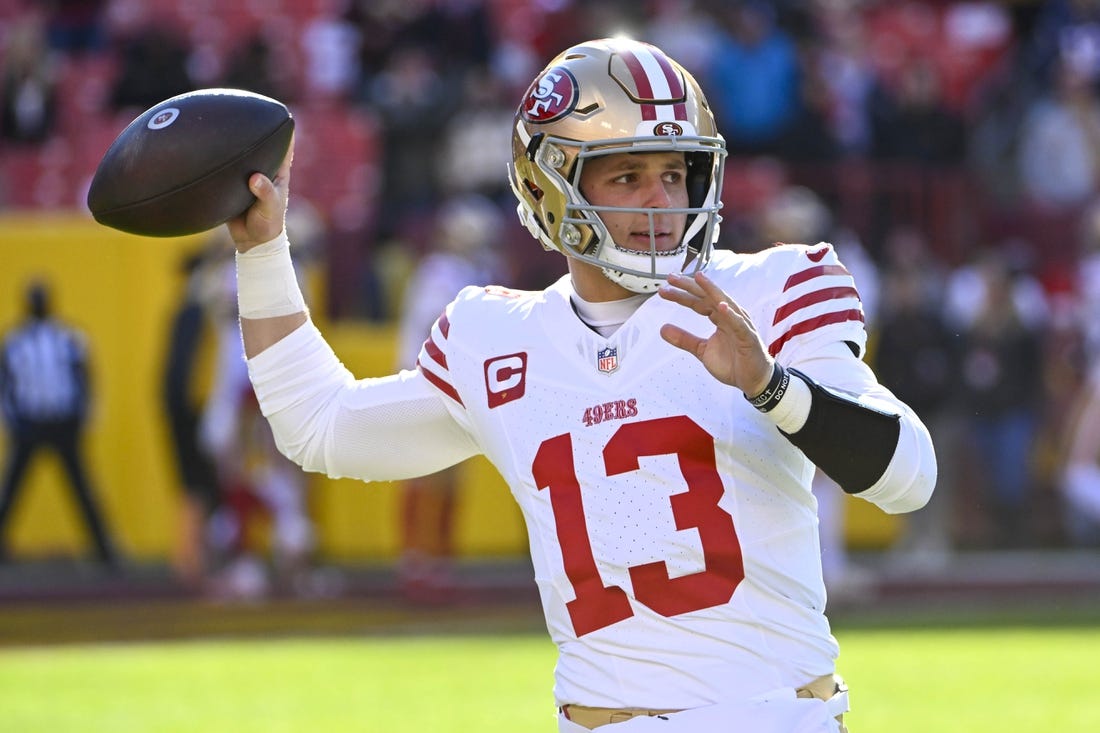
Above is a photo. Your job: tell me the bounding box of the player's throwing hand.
[229,136,294,253]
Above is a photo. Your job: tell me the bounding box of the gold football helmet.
[509,37,726,293]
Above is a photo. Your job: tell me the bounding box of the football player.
[230,38,936,733]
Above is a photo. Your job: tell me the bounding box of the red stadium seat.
[54,54,119,133]
[0,140,73,209]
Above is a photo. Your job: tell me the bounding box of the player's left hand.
[659,271,774,397]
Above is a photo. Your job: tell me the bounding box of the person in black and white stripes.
[0,280,118,567]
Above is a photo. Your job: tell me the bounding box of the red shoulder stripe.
[417,360,464,406]
[424,335,448,369]
[772,286,861,326]
[767,309,865,356]
[783,264,851,291]
[438,312,451,337]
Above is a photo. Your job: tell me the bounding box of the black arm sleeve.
[779,368,901,494]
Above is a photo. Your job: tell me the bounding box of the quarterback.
[229,39,936,733]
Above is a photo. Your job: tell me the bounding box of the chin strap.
[601,267,663,294]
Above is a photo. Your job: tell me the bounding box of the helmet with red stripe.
[509,38,727,293]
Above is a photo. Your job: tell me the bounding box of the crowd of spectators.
[4,0,1100,556]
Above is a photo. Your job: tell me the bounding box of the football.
[87,88,294,237]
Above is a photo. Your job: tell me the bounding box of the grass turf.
[0,626,1096,732]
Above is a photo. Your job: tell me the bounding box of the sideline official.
[0,280,118,567]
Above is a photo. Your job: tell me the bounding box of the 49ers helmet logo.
[654,121,684,136]
[521,67,578,124]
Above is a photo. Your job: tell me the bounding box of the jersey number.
[532,416,745,636]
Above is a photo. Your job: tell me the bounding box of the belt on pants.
[560,673,848,730]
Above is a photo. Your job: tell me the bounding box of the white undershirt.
[570,292,650,337]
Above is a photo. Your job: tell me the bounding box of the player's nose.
[640,175,676,209]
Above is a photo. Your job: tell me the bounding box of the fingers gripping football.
[659,271,774,396]
[229,137,294,252]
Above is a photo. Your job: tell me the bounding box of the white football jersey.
[414,244,865,708]
[248,242,931,711]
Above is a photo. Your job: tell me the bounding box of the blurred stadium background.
[2,0,1100,639]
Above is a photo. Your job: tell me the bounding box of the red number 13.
[532,416,745,636]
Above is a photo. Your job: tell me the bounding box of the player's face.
[578,152,689,253]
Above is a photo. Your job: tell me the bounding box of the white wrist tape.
[767,371,811,434]
[235,231,307,319]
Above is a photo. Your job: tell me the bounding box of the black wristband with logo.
[746,362,790,413]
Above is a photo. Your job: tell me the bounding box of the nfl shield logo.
[597,346,618,374]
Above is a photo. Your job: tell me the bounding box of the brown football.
[87,88,294,237]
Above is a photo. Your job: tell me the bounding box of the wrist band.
[746,361,790,413]
[235,231,307,319]
[767,371,811,433]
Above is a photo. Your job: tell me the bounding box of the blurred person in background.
[704,0,802,157]
[0,280,118,568]
[1075,197,1100,362]
[361,43,453,246]
[43,0,108,56]
[0,13,58,145]
[868,58,968,167]
[300,2,362,102]
[437,71,515,202]
[950,248,1044,548]
[1059,355,1100,546]
[814,1,876,158]
[642,0,721,77]
[162,248,223,590]
[1047,194,1100,546]
[107,20,194,112]
[1021,0,1100,89]
[946,239,1051,332]
[220,33,287,103]
[777,32,842,164]
[874,227,960,569]
[230,38,935,732]
[1016,44,1100,213]
[198,232,316,600]
[393,194,504,603]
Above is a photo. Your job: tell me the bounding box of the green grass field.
[0,626,1096,732]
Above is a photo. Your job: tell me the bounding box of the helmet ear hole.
[685,152,711,209]
[523,178,544,202]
